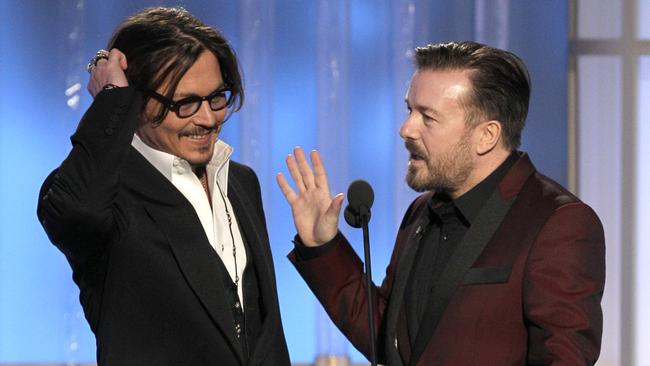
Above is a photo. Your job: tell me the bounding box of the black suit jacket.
[38,87,290,365]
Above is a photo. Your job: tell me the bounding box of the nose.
[399,114,417,140]
[193,100,225,128]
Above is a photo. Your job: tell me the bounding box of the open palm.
[276,147,344,246]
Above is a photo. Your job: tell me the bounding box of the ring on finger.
[86,49,110,73]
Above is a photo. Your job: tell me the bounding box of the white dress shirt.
[132,134,247,306]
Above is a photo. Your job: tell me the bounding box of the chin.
[181,152,212,166]
[189,143,216,161]
[189,157,212,167]
[406,168,454,193]
[405,170,429,192]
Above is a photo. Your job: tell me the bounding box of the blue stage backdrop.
[0,0,567,363]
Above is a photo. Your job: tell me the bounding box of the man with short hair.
[38,7,290,365]
[278,41,605,365]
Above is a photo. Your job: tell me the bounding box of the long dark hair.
[107,7,244,124]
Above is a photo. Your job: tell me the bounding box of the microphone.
[344,179,374,228]
[344,179,377,366]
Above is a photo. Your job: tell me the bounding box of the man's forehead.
[168,52,224,98]
[174,81,225,98]
[412,68,473,86]
[407,69,472,101]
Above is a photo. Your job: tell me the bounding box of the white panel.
[577,0,621,39]
[640,0,650,39]
[577,56,622,366]
[635,56,650,366]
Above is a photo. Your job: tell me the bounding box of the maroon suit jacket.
[289,153,605,365]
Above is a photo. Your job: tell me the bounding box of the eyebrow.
[405,99,441,117]
[174,83,226,99]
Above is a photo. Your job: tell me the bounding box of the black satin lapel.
[397,306,412,365]
[144,202,244,364]
[384,216,429,366]
[227,174,275,303]
[227,173,279,362]
[409,190,516,366]
[227,174,273,278]
[122,148,182,206]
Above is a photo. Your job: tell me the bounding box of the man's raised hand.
[276,147,344,247]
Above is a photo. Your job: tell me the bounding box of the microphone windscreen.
[347,179,374,210]
[344,206,362,228]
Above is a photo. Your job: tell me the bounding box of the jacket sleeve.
[524,202,605,365]
[288,194,430,362]
[37,87,142,271]
[289,232,391,360]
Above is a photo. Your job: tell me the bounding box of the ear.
[475,120,502,155]
[138,99,159,127]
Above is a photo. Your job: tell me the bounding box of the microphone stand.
[360,207,377,366]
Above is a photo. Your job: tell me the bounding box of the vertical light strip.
[568,0,578,193]
[391,0,419,229]
[474,0,510,49]
[316,0,349,194]
[634,56,650,366]
[576,0,622,39]
[61,0,85,112]
[620,0,638,364]
[60,1,88,362]
[576,56,623,366]
[639,0,650,39]
[315,0,350,361]
[239,0,274,204]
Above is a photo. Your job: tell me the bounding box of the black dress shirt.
[405,152,518,340]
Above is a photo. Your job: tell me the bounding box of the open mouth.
[409,152,425,161]
[180,129,214,143]
[405,141,426,162]
[186,133,210,140]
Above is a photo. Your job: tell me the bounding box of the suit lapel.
[227,170,281,364]
[384,194,433,366]
[124,149,244,363]
[408,189,516,365]
[146,204,244,362]
[385,225,420,366]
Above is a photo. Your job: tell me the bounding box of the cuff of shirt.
[292,232,341,261]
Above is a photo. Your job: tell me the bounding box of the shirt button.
[442,235,448,241]
[104,127,113,135]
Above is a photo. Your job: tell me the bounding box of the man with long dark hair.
[38,7,290,365]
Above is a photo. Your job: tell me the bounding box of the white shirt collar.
[131,134,246,304]
[131,133,233,191]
